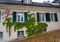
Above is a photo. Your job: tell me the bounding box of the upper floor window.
[36,12,58,22]
[17,13,24,22]
[50,13,58,22]
[12,12,28,22]
[36,13,45,21]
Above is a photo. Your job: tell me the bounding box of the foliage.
[3,18,13,36]
[3,14,48,37]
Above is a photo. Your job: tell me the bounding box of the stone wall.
[0,4,60,12]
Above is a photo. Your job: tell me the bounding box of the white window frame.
[16,12,24,22]
[40,13,46,21]
[17,31,24,37]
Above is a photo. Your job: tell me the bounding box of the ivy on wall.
[3,14,48,37]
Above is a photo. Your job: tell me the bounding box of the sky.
[32,0,54,3]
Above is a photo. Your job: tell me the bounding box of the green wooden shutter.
[45,13,50,22]
[12,12,16,22]
[24,12,28,22]
[54,13,58,22]
[37,12,40,22]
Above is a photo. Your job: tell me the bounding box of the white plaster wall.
[0,9,60,42]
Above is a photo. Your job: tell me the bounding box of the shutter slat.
[24,12,28,22]
[37,12,40,22]
[54,13,58,22]
[12,12,16,22]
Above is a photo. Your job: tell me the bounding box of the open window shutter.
[12,12,16,22]
[37,12,40,22]
[45,13,50,22]
[54,13,58,22]
[24,12,28,22]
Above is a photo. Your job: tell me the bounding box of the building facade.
[0,0,60,42]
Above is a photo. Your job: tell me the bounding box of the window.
[54,13,58,22]
[0,32,3,40]
[39,13,45,21]
[12,12,28,22]
[17,31,24,37]
[42,28,46,33]
[36,12,58,22]
[50,13,58,22]
[36,13,45,22]
[17,13,24,22]
[0,11,1,22]
[50,13,54,21]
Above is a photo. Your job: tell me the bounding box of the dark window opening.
[45,13,50,22]
[42,28,46,33]
[0,32,3,40]
[17,31,24,37]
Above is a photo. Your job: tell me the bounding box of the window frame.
[17,31,24,37]
[36,12,46,22]
[40,13,46,21]
[16,12,25,22]
[50,13,58,22]
[36,12,58,22]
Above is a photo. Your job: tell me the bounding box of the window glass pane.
[16,0,22,1]
[41,13,44,21]
[42,14,44,21]
[51,13,54,21]
[38,13,43,21]
[21,31,24,35]
[21,17,23,21]
[39,13,41,21]
[21,14,24,22]
[17,15,20,22]
[17,31,20,37]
